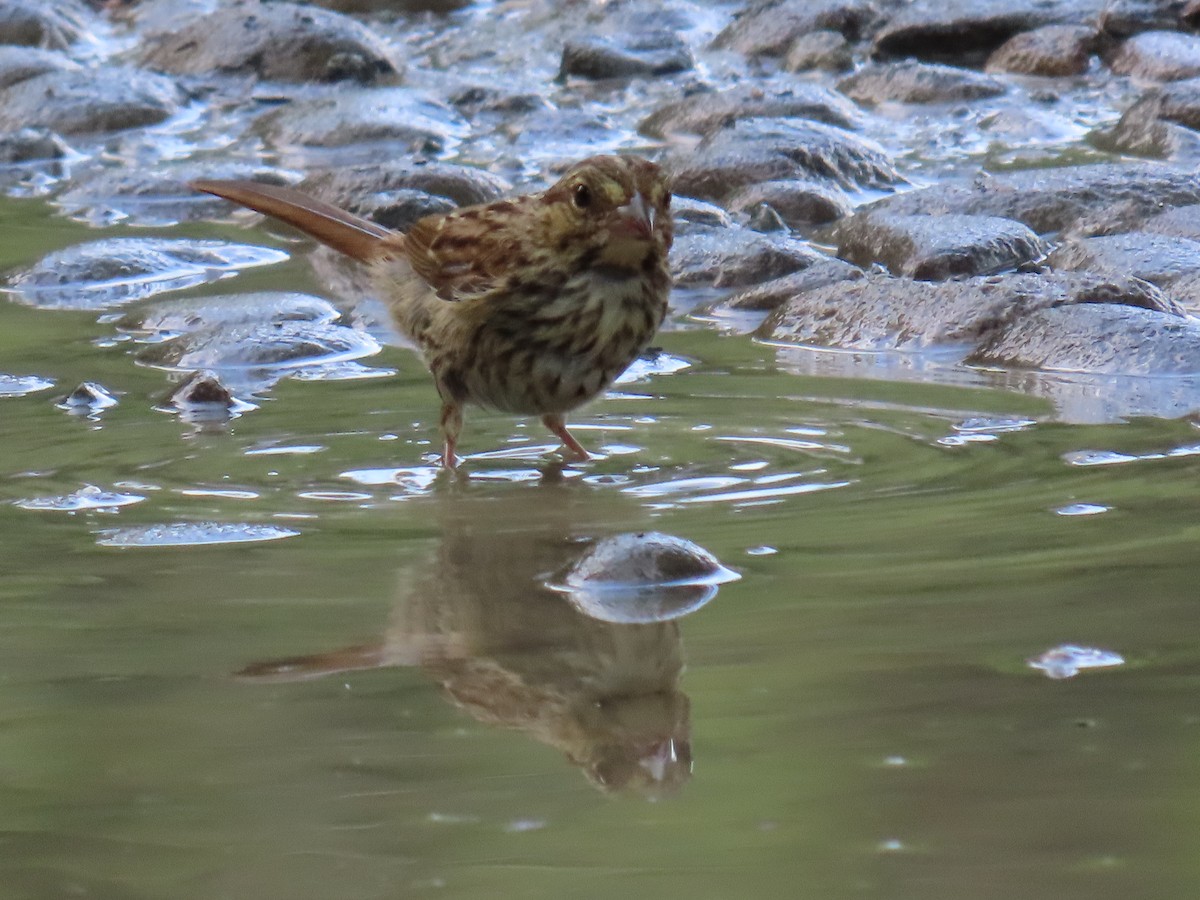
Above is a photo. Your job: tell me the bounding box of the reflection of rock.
[239,488,736,796]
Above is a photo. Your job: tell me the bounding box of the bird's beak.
[614,191,654,240]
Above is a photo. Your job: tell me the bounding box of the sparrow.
[192,155,673,467]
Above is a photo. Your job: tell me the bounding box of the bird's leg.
[542,413,590,461]
[439,401,463,468]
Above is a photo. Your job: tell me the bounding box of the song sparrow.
[192,155,673,467]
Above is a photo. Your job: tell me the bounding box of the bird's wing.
[402,201,529,302]
[191,179,396,264]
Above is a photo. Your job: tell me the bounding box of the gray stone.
[726,178,853,228]
[0,0,96,50]
[254,88,466,152]
[1099,0,1194,37]
[712,0,875,57]
[640,82,863,139]
[758,271,1179,349]
[138,320,379,373]
[715,259,864,312]
[671,223,825,289]
[117,292,341,337]
[560,33,693,79]
[0,45,77,89]
[837,61,1007,104]
[1048,232,1200,290]
[968,303,1200,374]
[0,67,183,135]
[138,0,402,84]
[669,117,901,204]
[1141,203,1200,241]
[835,212,1048,279]
[1108,30,1200,81]
[857,163,1200,234]
[0,127,69,163]
[783,30,854,73]
[985,25,1100,76]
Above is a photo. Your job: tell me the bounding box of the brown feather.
[190,179,395,263]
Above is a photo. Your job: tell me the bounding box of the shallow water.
[4,194,1200,898]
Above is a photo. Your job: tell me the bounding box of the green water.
[4,199,1200,899]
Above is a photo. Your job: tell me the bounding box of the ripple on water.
[1055,503,1110,516]
[0,374,55,397]
[95,522,300,547]
[4,238,289,310]
[1027,645,1125,680]
[16,484,145,512]
[1064,444,1200,467]
[340,466,440,495]
[613,351,692,384]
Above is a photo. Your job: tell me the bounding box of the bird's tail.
[191,179,396,263]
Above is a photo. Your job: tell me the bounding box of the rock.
[715,259,864,312]
[312,0,471,11]
[835,212,1048,279]
[857,163,1200,234]
[1141,203,1200,240]
[1099,76,1200,157]
[968,303,1200,374]
[711,0,875,57]
[837,61,1007,104]
[985,25,1100,76]
[1047,232,1200,291]
[726,178,853,228]
[0,127,69,163]
[560,32,693,79]
[0,373,54,397]
[1107,30,1200,81]
[0,67,183,135]
[0,45,77,89]
[117,292,341,336]
[138,320,380,372]
[1186,0,1200,28]
[758,271,1180,349]
[671,223,825,288]
[254,88,467,154]
[138,0,402,85]
[873,0,1105,61]
[671,196,732,231]
[669,117,901,204]
[1099,0,1194,37]
[56,381,118,415]
[55,161,299,227]
[7,238,288,310]
[783,30,854,73]
[162,369,238,415]
[0,0,97,50]
[640,82,863,139]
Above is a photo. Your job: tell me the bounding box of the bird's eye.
[573,183,592,209]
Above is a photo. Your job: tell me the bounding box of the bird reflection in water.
[239,483,734,796]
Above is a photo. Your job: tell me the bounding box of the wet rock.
[0,45,77,88]
[560,32,693,80]
[1141,203,1200,240]
[138,321,380,372]
[783,30,854,73]
[758,271,1180,349]
[138,0,402,85]
[162,369,237,411]
[55,161,299,227]
[6,238,288,309]
[448,84,549,120]
[0,373,54,397]
[313,0,471,11]
[858,163,1200,234]
[837,61,1007,104]
[0,127,69,163]
[669,117,901,204]
[1097,76,1200,157]
[1107,30,1200,81]
[711,0,875,57]
[551,532,738,625]
[640,82,863,139]
[117,291,340,337]
[1100,0,1194,37]
[56,381,118,415]
[671,223,824,289]
[254,88,466,153]
[715,259,864,312]
[873,0,1105,61]
[725,178,853,228]
[0,67,183,135]
[1047,232,1200,292]
[985,25,1100,76]
[969,303,1200,374]
[834,212,1048,279]
[0,0,96,50]
[1186,0,1200,28]
[299,160,509,230]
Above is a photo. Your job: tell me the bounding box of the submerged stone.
[0,128,70,164]
[56,381,118,415]
[711,0,875,57]
[138,0,402,84]
[837,61,1007,104]
[117,291,340,337]
[640,82,863,139]
[6,238,288,310]
[0,373,54,397]
[138,320,380,372]
[560,33,693,79]
[834,212,1048,279]
[985,24,1100,76]
[0,67,183,135]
